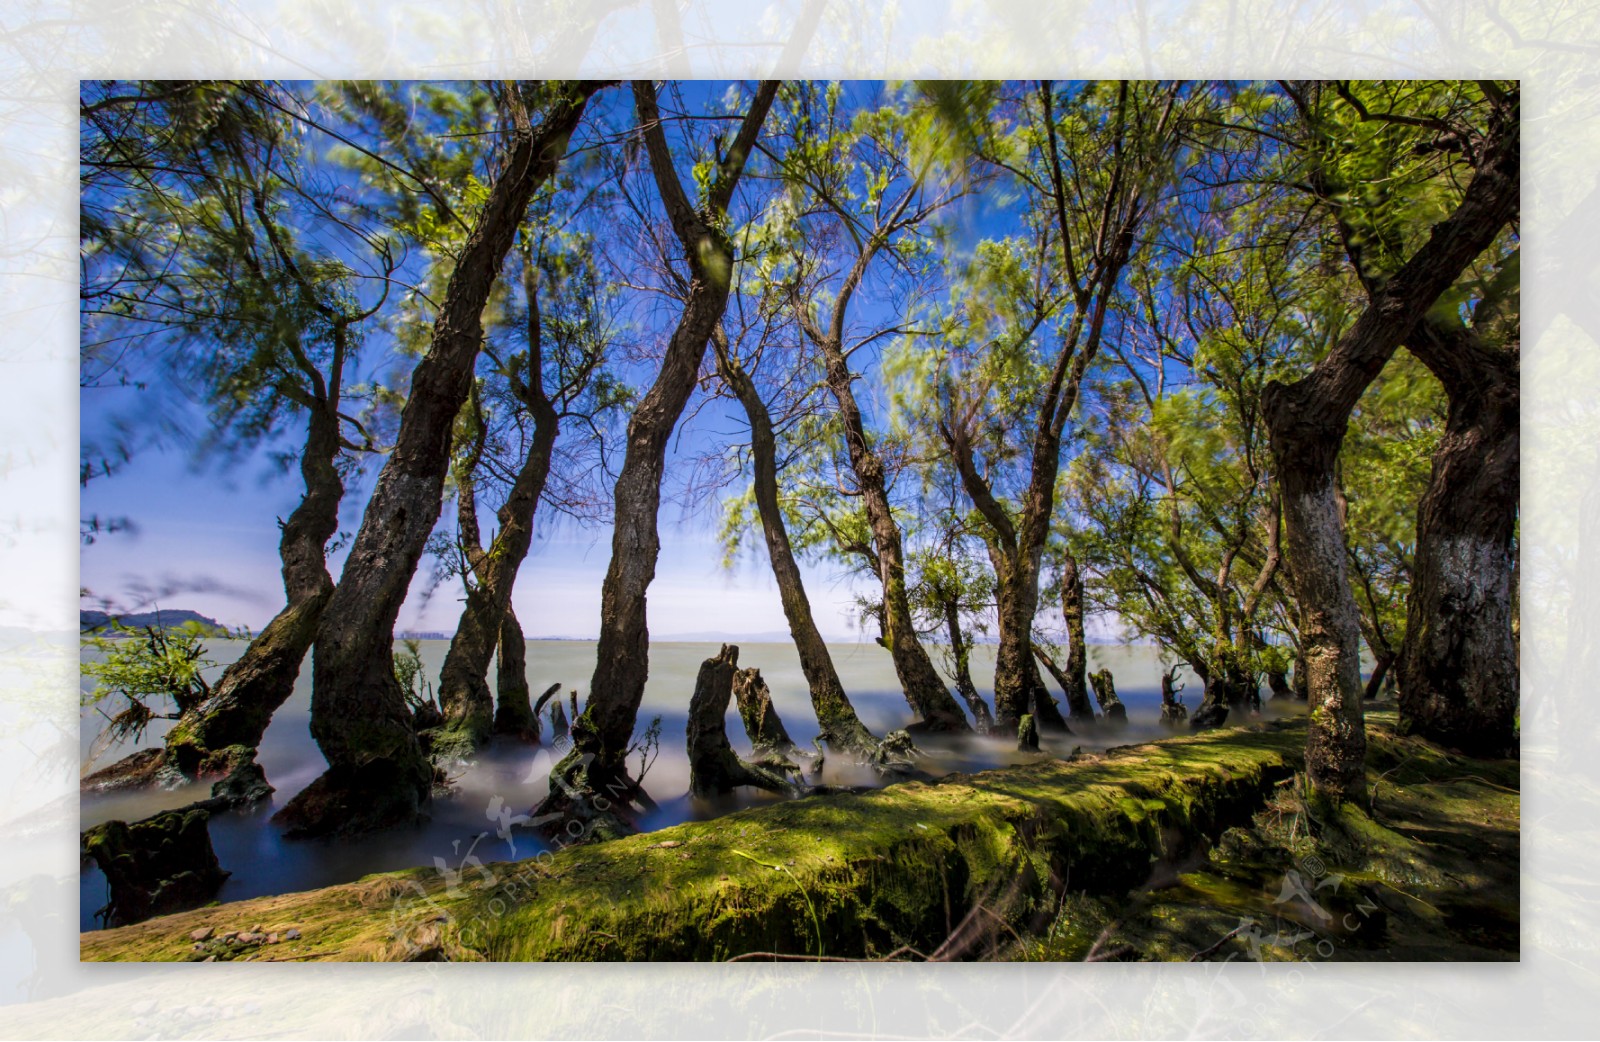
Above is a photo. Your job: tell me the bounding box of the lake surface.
[79,638,1266,931]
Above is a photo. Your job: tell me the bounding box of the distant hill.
[80,609,233,636]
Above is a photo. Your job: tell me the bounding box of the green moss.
[83,721,1308,962]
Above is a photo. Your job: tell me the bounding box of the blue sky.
[77,79,1090,644]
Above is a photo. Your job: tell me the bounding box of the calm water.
[79,638,1229,931]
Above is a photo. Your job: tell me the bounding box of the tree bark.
[1088,669,1127,722]
[1262,95,1518,803]
[163,399,342,773]
[732,666,803,764]
[493,604,539,741]
[817,341,970,731]
[437,399,559,743]
[1363,653,1394,702]
[686,646,800,798]
[714,342,878,756]
[285,83,603,835]
[941,597,994,734]
[538,81,780,826]
[1057,553,1097,722]
[1397,318,1519,754]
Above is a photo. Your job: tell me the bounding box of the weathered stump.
[82,808,230,927]
[1017,714,1039,751]
[1088,669,1127,723]
[548,700,570,743]
[1159,670,1188,728]
[732,667,808,768]
[687,645,802,799]
[1267,668,1293,701]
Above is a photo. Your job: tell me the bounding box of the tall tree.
[1261,80,1519,802]
[537,79,779,831]
[1398,253,1519,753]
[778,83,976,730]
[712,317,880,756]
[280,81,607,836]
[917,81,1190,732]
[436,226,621,746]
[80,81,392,779]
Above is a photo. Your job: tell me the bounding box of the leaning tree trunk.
[283,84,602,837]
[1263,99,1518,804]
[437,404,558,745]
[1398,321,1519,755]
[1058,553,1097,722]
[493,604,539,741]
[941,598,994,734]
[1025,655,1071,732]
[536,82,779,830]
[1363,653,1395,701]
[819,348,969,732]
[162,398,343,776]
[716,345,878,756]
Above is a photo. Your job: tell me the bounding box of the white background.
[2,1,1595,1037]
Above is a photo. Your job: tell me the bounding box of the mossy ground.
[80,709,1517,963]
[1021,705,1519,962]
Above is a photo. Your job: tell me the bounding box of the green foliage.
[392,638,434,712]
[82,620,217,744]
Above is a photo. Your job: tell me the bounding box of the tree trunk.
[163,399,342,774]
[715,345,877,756]
[1058,553,1096,722]
[493,605,539,741]
[1088,669,1126,722]
[686,645,800,798]
[1363,653,1394,702]
[732,666,803,765]
[818,347,969,732]
[942,598,994,734]
[285,84,602,836]
[989,552,1043,731]
[537,82,779,826]
[1031,644,1089,730]
[1025,655,1071,732]
[1263,98,1518,803]
[438,405,558,744]
[1398,321,1518,755]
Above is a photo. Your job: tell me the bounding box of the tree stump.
[732,667,807,768]
[548,699,569,743]
[1159,669,1189,728]
[82,808,230,927]
[1017,713,1039,751]
[687,645,802,798]
[1267,668,1293,701]
[1088,669,1127,723]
